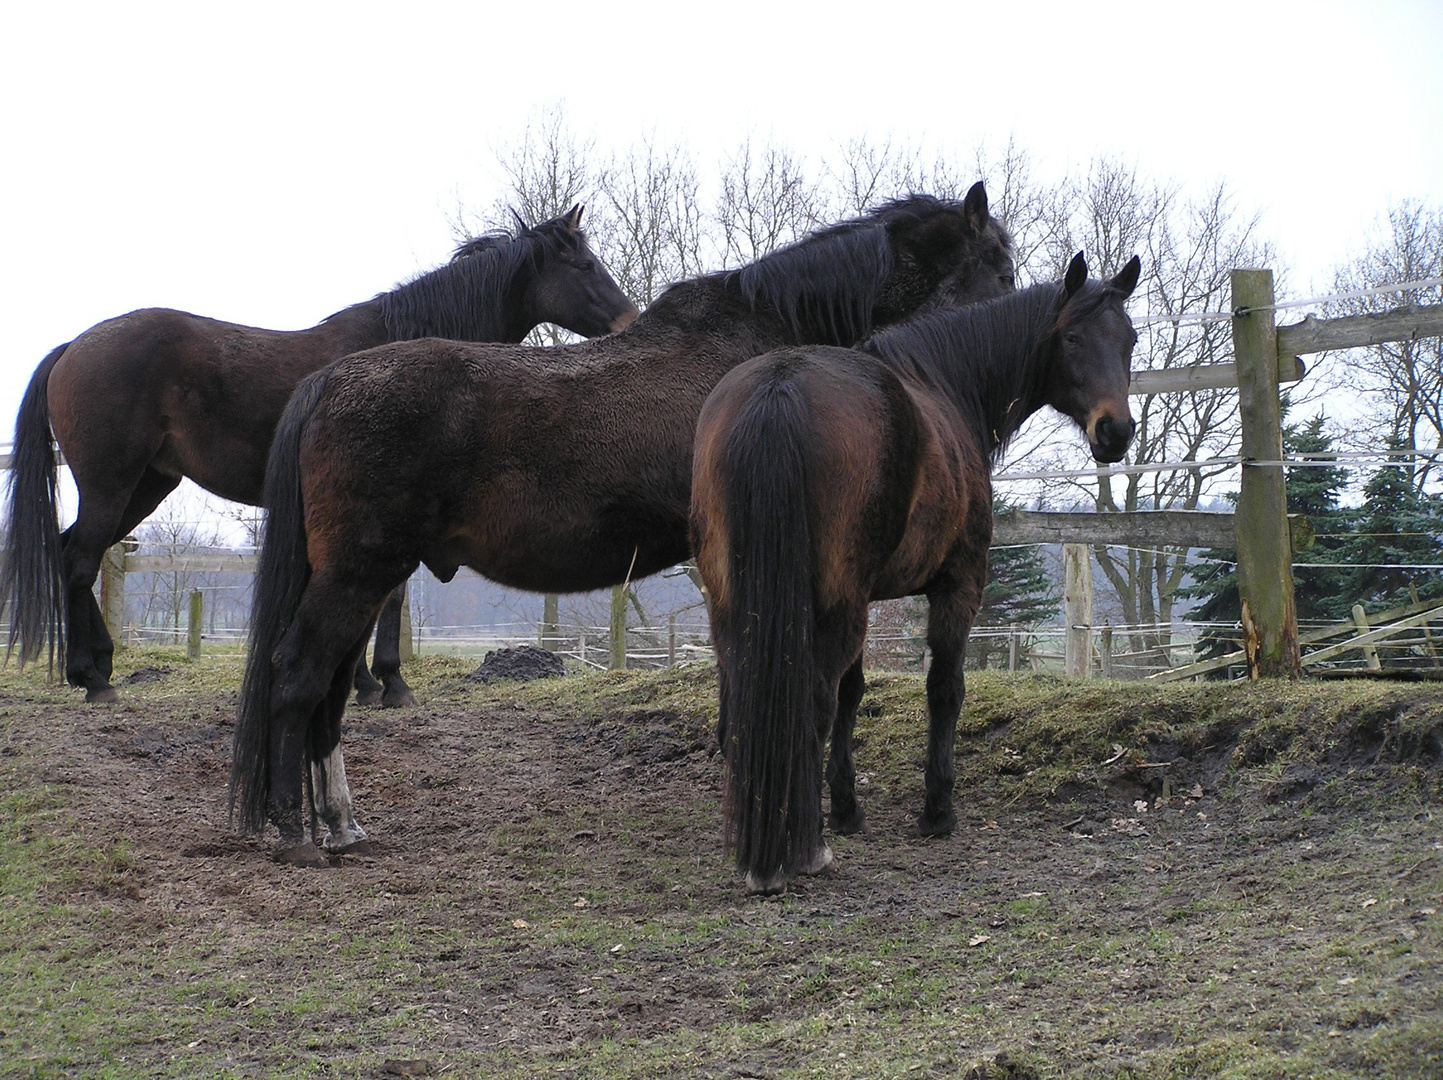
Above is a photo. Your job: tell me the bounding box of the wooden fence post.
[1100,625,1114,679]
[609,584,627,670]
[1351,604,1382,670]
[1008,622,1019,673]
[100,537,138,645]
[1232,269,1301,678]
[396,581,414,662]
[187,590,203,659]
[396,581,414,661]
[1063,543,1093,678]
[541,594,560,650]
[667,613,677,668]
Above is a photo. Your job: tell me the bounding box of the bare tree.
[130,497,223,639]
[824,135,926,218]
[714,137,823,266]
[992,168,1273,666]
[603,136,707,306]
[1329,200,1443,492]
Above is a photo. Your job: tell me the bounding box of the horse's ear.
[1110,255,1141,298]
[962,181,989,234]
[1063,252,1088,298]
[510,208,529,233]
[565,204,584,231]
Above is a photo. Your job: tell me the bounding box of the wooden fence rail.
[31,293,1443,681]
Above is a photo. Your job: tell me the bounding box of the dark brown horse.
[2,206,637,704]
[229,186,1017,865]
[692,252,1140,893]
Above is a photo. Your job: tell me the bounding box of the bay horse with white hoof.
[692,252,1140,894]
[229,187,1017,866]
[2,206,637,704]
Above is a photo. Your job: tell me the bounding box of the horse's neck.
[374,249,531,344]
[309,301,393,352]
[923,292,1057,455]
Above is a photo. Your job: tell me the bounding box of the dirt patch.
[121,664,171,685]
[466,645,567,684]
[2,656,1441,1078]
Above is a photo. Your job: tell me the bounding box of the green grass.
[1,650,1441,1077]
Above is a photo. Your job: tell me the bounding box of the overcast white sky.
[2,0,1440,461]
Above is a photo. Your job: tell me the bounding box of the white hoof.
[801,845,834,875]
[321,821,368,852]
[745,869,786,896]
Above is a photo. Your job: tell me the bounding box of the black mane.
[368,217,583,342]
[643,195,975,346]
[864,278,1125,462]
[736,195,973,345]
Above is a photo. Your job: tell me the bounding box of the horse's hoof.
[274,842,330,868]
[917,810,957,838]
[830,806,867,835]
[84,686,120,704]
[801,845,834,875]
[744,870,787,896]
[354,689,383,708]
[328,838,378,857]
[381,688,417,709]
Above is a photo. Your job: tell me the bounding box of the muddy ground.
[2,652,1441,1079]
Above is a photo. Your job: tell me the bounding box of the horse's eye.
[1064,333,1080,346]
[578,259,595,273]
[1000,274,1015,287]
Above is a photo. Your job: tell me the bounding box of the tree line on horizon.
[126,109,1443,672]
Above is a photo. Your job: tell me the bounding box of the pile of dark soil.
[121,666,171,685]
[467,645,566,684]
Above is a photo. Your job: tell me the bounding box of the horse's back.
[45,308,357,504]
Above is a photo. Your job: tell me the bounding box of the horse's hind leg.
[825,658,868,834]
[353,652,384,707]
[268,570,396,864]
[61,467,181,701]
[918,584,978,837]
[312,631,375,853]
[370,582,416,708]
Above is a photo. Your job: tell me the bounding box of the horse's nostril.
[1100,415,1134,446]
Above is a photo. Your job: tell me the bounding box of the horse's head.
[1045,252,1141,464]
[519,205,639,337]
[877,182,1016,323]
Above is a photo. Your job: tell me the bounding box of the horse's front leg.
[919,584,978,837]
[826,658,867,834]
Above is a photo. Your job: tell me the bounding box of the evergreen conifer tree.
[1339,439,1443,613]
[970,499,1060,669]
[1181,410,1352,660]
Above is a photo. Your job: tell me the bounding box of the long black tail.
[718,375,820,883]
[1,344,71,669]
[228,367,332,833]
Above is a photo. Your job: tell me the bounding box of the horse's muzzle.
[1089,413,1135,463]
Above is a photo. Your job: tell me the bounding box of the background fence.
[9,269,1443,680]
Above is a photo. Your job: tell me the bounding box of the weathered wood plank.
[124,553,258,574]
[991,508,1237,549]
[1129,356,1303,396]
[1299,605,1443,668]
[1276,303,1443,356]
[1149,596,1443,682]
